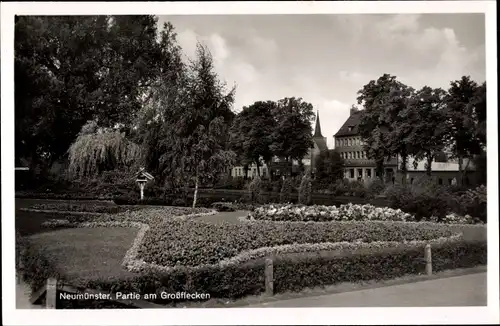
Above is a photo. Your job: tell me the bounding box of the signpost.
[135,168,154,201]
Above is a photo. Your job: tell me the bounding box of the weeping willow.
[67,131,144,179]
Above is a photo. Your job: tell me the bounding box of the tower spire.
[313,110,323,138]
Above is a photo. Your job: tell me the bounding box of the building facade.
[230,111,328,179]
[333,107,478,184]
[334,107,398,183]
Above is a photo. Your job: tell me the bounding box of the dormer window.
[348,126,353,132]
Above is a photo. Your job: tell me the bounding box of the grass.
[27,227,138,283]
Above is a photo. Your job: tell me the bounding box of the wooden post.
[46,278,57,309]
[424,244,432,276]
[265,258,274,296]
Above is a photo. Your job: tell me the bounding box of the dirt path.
[195,210,250,224]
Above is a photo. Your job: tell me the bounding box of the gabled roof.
[334,110,363,137]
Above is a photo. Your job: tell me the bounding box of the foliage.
[280,178,293,203]
[314,150,344,185]
[15,16,161,171]
[270,97,315,176]
[27,203,143,214]
[366,179,386,196]
[229,101,276,174]
[247,175,263,204]
[383,180,465,222]
[298,173,312,205]
[458,185,487,223]
[273,240,486,293]
[67,127,143,179]
[445,76,485,184]
[409,86,448,175]
[214,177,247,190]
[139,217,456,267]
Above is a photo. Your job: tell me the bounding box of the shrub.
[459,185,487,223]
[298,173,312,205]
[247,176,263,204]
[27,203,143,214]
[280,178,293,203]
[383,182,461,221]
[212,202,236,212]
[367,179,386,197]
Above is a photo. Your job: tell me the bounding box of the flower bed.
[138,218,461,268]
[248,204,484,224]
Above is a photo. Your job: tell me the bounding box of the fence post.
[424,244,432,276]
[265,258,274,296]
[46,278,58,309]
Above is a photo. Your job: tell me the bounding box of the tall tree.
[270,97,315,177]
[315,150,345,184]
[445,76,483,185]
[408,86,448,176]
[229,101,276,176]
[172,43,237,207]
[15,16,161,173]
[357,74,401,181]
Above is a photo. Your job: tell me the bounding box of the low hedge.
[273,240,486,293]
[17,226,486,306]
[27,203,144,214]
[139,219,458,267]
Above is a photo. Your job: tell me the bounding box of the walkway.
[16,279,42,309]
[247,273,487,307]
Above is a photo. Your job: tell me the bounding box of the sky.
[157,14,486,148]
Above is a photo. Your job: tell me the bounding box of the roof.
[313,110,323,138]
[314,137,328,151]
[334,110,363,137]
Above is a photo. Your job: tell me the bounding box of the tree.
[315,149,344,185]
[445,76,484,185]
[357,74,402,181]
[270,97,315,178]
[408,86,448,176]
[229,101,276,177]
[67,121,143,180]
[172,43,237,207]
[15,16,161,174]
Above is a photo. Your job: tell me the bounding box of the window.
[411,178,414,184]
[350,169,355,178]
[366,169,372,178]
[349,138,352,146]
[438,178,443,185]
[357,151,360,159]
[357,169,363,179]
[349,152,352,159]
[448,179,453,185]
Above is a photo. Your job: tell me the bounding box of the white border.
[2,1,498,325]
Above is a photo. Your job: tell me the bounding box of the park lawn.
[27,227,138,283]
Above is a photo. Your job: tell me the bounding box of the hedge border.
[237,214,488,228]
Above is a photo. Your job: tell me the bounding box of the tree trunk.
[256,160,261,177]
[425,151,433,176]
[192,172,199,209]
[289,157,293,178]
[400,154,408,185]
[458,155,464,186]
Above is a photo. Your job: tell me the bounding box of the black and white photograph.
[2,1,498,325]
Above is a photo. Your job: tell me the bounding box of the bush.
[280,178,293,203]
[212,202,236,212]
[459,185,487,223]
[247,176,263,204]
[214,177,247,190]
[367,179,386,197]
[383,181,462,222]
[298,173,312,205]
